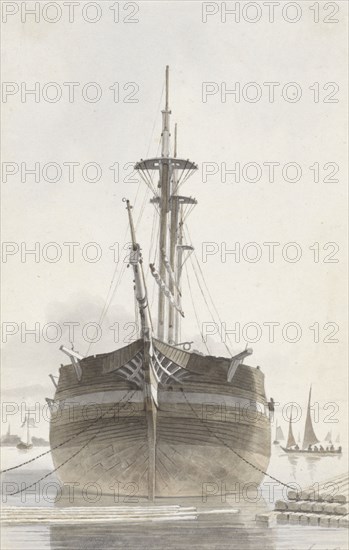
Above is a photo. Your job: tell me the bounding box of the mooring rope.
[180,388,294,491]
[3,383,293,496]
[0,389,137,475]
[5,389,138,496]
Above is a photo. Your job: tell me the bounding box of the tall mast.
[174,122,177,158]
[134,67,198,343]
[26,415,30,446]
[175,211,184,344]
[158,66,171,341]
[168,123,178,344]
[168,124,196,344]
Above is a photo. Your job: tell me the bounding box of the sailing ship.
[0,424,21,447]
[273,421,284,445]
[281,388,342,456]
[16,413,35,451]
[47,67,272,499]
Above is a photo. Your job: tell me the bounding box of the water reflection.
[284,454,298,480]
[49,506,276,550]
[1,446,347,550]
[47,491,276,550]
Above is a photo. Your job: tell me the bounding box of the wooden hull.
[49,347,271,498]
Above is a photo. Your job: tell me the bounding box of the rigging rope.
[84,223,130,357]
[150,223,160,310]
[184,225,234,356]
[188,253,232,357]
[172,159,195,195]
[145,204,159,281]
[162,251,182,297]
[4,389,138,495]
[180,388,294,491]
[182,201,196,225]
[184,262,210,354]
[150,265,184,317]
[85,88,164,357]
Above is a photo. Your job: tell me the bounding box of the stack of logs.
[257,472,349,528]
[0,505,240,525]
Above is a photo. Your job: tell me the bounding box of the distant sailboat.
[273,421,285,445]
[0,424,21,447]
[302,386,320,450]
[324,430,332,444]
[335,434,340,444]
[281,387,342,456]
[285,405,297,449]
[16,413,35,451]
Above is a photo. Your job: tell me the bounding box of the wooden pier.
[256,472,349,528]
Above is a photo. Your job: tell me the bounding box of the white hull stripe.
[55,390,267,416]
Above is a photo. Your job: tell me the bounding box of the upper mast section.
[134,67,198,342]
[174,122,177,158]
[161,65,170,158]
[165,65,169,111]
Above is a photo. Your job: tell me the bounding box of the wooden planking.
[55,371,133,401]
[49,409,270,497]
[161,380,267,405]
[158,416,270,454]
[49,339,271,498]
[1,505,199,524]
[1,504,239,525]
[54,341,267,402]
[50,405,269,455]
[102,340,143,374]
[153,339,191,369]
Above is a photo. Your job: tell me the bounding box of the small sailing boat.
[282,405,297,451]
[273,421,285,445]
[281,387,342,456]
[335,434,340,444]
[324,430,332,444]
[16,413,35,451]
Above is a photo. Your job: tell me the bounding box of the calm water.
[1,445,348,550]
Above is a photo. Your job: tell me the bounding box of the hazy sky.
[1,1,348,438]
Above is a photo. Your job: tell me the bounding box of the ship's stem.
[144,340,157,501]
[125,199,157,501]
